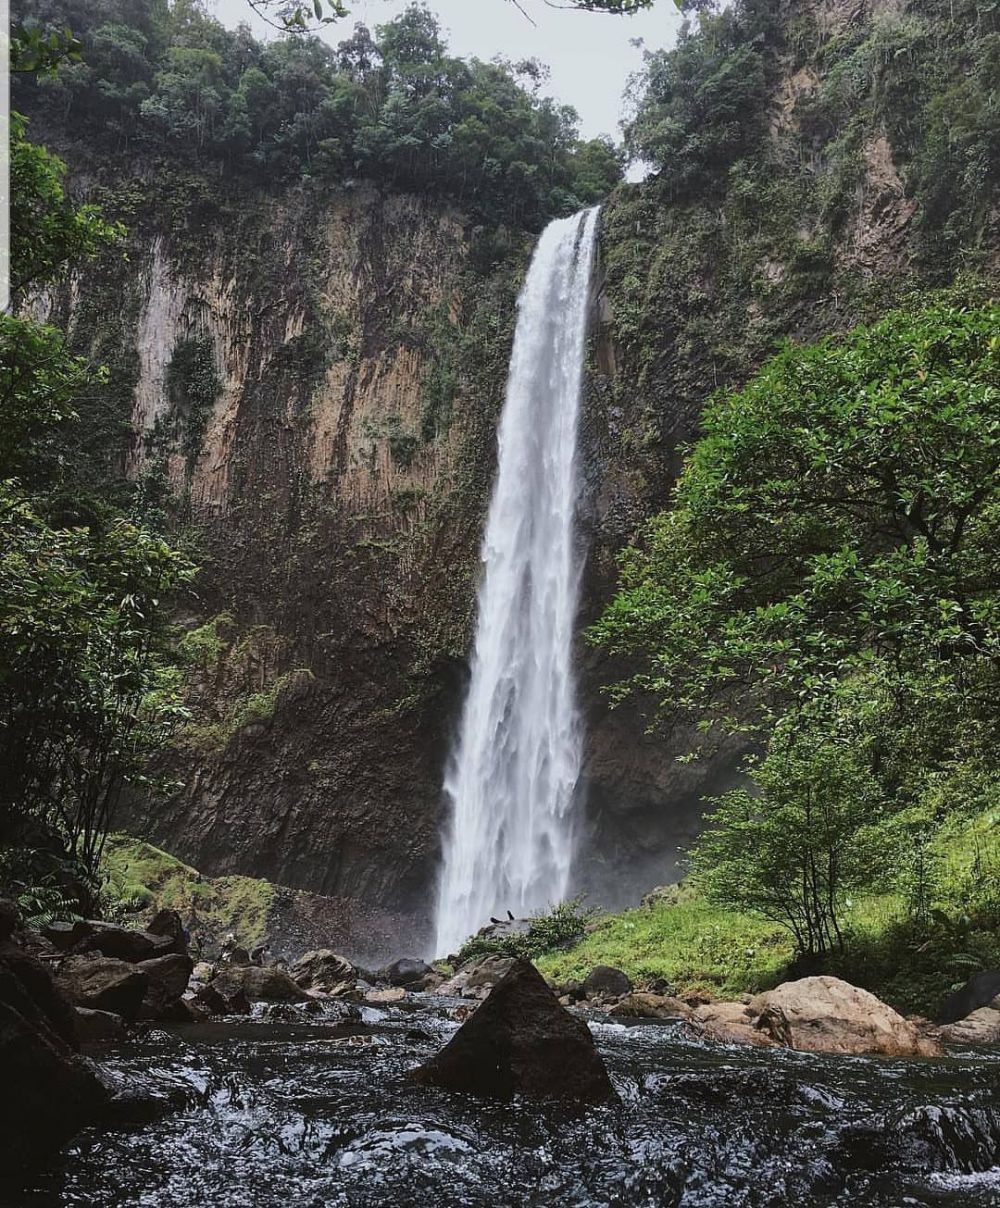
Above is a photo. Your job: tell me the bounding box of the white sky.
[211,0,683,143]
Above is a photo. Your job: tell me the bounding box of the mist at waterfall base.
[434,208,601,958]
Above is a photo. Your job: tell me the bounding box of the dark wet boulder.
[137,953,194,1020]
[834,1105,1000,1178]
[939,970,1000,1024]
[73,1007,127,1045]
[0,899,20,941]
[208,964,309,1004]
[94,1065,187,1128]
[73,922,173,964]
[583,966,632,1000]
[409,959,615,1102]
[56,954,148,1021]
[1,941,78,1047]
[41,919,94,952]
[384,958,433,987]
[191,980,250,1016]
[0,945,109,1172]
[145,909,188,956]
[290,949,356,994]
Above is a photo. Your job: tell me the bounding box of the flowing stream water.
[435,207,601,957]
[8,1004,1000,1207]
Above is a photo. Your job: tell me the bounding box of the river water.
[7,999,1000,1207]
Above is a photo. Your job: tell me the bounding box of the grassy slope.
[102,833,275,951]
[538,809,1000,1018]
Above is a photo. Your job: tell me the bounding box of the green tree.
[689,689,888,959]
[593,298,1000,734]
[1,114,196,915]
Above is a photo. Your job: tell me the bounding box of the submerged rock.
[409,959,615,1102]
[750,977,941,1058]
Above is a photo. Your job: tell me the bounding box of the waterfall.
[434,207,600,957]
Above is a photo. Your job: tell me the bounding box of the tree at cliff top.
[12,0,623,228]
[0,106,195,920]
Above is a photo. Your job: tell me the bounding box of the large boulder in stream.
[749,976,941,1057]
[409,959,615,1102]
[137,953,194,1020]
[56,954,149,1021]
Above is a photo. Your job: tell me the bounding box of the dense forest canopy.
[12,0,624,227]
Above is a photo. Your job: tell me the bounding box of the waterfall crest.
[434,207,600,957]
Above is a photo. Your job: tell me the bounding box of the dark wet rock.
[834,1105,1000,1177]
[0,944,109,1172]
[583,966,632,1000]
[73,1007,127,1045]
[939,970,1000,1024]
[290,949,356,994]
[409,959,615,1102]
[207,964,309,1004]
[145,909,188,956]
[137,953,194,1020]
[384,957,433,986]
[1,941,78,1047]
[41,920,94,952]
[191,980,249,1017]
[0,900,20,941]
[56,955,148,1021]
[73,923,173,964]
[94,1065,187,1128]
[609,992,693,1021]
[559,979,585,1001]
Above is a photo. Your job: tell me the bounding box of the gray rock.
[73,923,173,964]
[146,909,188,957]
[290,949,356,993]
[384,957,433,987]
[583,965,632,1000]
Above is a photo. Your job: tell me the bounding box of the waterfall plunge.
[434,207,600,957]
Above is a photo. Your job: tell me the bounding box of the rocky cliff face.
[32,0,996,950]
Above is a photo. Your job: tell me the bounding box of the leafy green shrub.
[455,898,598,966]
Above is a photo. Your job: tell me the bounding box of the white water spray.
[434,207,600,957]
